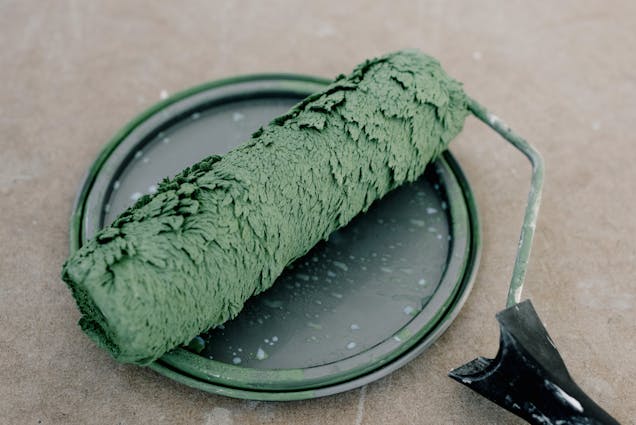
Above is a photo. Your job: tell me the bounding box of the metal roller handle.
[466,97,544,308]
[449,99,620,425]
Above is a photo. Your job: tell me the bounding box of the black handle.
[449,300,620,424]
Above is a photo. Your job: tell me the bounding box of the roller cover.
[62,50,469,364]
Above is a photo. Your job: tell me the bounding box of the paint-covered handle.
[449,300,620,424]
[466,98,544,308]
[453,104,619,423]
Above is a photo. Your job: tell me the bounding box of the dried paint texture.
[61,50,469,364]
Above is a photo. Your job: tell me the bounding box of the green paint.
[61,50,469,365]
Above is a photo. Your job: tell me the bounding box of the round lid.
[70,75,481,399]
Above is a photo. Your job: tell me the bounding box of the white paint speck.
[418,278,427,286]
[331,292,343,299]
[204,407,233,425]
[488,113,511,131]
[162,137,171,144]
[232,112,244,122]
[256,347,268,360]
[403,305,415,315]
[272,336,278,342]
[130,192,142,201]
[380,267,392,273]
[104,203,110,213]
[350,323,360,330]
[410,219,426,227]
[159,89,169,100]
[191,112,201,120]
[545,380,583,412]
[113,180,120,190]
[354,385,367,425]
[134,150,143,159]
[472,51,482,61]
[512,285,523,304]
[426,207,438,215]
[148,184,158,194]
[232,356,242,364]
[333,261,348,271]
[346,341,357,350]
[142,157,150,164]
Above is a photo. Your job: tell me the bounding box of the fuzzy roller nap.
[62,50,469,365]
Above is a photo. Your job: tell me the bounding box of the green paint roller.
[61,50,469,365]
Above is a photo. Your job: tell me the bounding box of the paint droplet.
[191,112,201,120]
[418,279,427,286]
[130,192,142,201]
[162,137,171,144]
[232,356,242,364]
[346,341,357,350]
[350,323,360,330]
[410,219,425,227]
[331,292,343,299]
[426,207,438,215]
[403,305,415,315]
[104,203,110,213]
[113,180,120,190]
[159,89,169,99]
[380,267,392,273]
[232,112,245,122]
[272,336,278,342]
[134,150,143,159]
[307,322,322,330]
[142,157,150,164]
[333,261,348,271]
[148,184,158,194]
[256,347,268,360]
